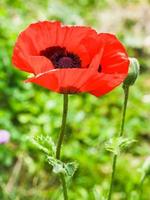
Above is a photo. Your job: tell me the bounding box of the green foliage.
[47,156,78,177]
[32,135,56,155]
[0,0,150,200]
[32,135,78,177]
[105,137,136,155]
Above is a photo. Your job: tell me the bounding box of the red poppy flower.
[12,21,129,97]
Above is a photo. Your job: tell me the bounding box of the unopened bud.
[123,57,140,88]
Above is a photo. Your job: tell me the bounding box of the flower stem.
[139,173,146,200]
[60,173,68,200]
[56,94,68,200]
[107,86,129,200]
[120,86,129,137]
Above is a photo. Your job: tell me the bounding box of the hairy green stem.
[107,86,129,200]
[56,94,68,200]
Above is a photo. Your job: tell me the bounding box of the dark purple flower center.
[40,46,81,69]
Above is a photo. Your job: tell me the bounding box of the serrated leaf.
[47,156,78,177]
[105,137,136,155]
[31,135,56,155]
[65,162,78,177]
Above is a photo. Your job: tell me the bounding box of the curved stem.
[56,94,68,200]
[107,86,129,200]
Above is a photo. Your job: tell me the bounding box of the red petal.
[62,26,96,51]
[84,73,127,97]
[98,33,129,74]
[26,71,58,91]
[12,46,33,73]
[26,68,96,93]
[89,48,105,71]
[12,21,99,70]
[25,56,54,74]
[74,45,90,68]
[14,22,98,56]
[12,21,62,73]
[12,46,54,74]
[80,35,100,62]
[25,67,127,97]
[61,26,98,67]
[17,21,61,54]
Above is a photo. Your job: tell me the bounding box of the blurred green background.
[0,0,150,199]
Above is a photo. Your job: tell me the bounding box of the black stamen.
[40,46,81,69]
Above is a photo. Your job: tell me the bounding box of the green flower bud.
[123,57,140,88]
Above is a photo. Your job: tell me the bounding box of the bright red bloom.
[12,21,129,97]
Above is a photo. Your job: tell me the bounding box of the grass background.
[0,0,150,199]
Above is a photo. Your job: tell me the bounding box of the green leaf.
[31,135,56,156]
[105,137,136,155]
[47,156,78,177]
[65,162,78,177]
[47,156,65,174]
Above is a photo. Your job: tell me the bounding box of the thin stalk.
[56,94,68,200]
[60,174,68,200]
[107,86,129,200]
[139,173,146,200]
[107,154,117,200]
[120,86,129,137]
